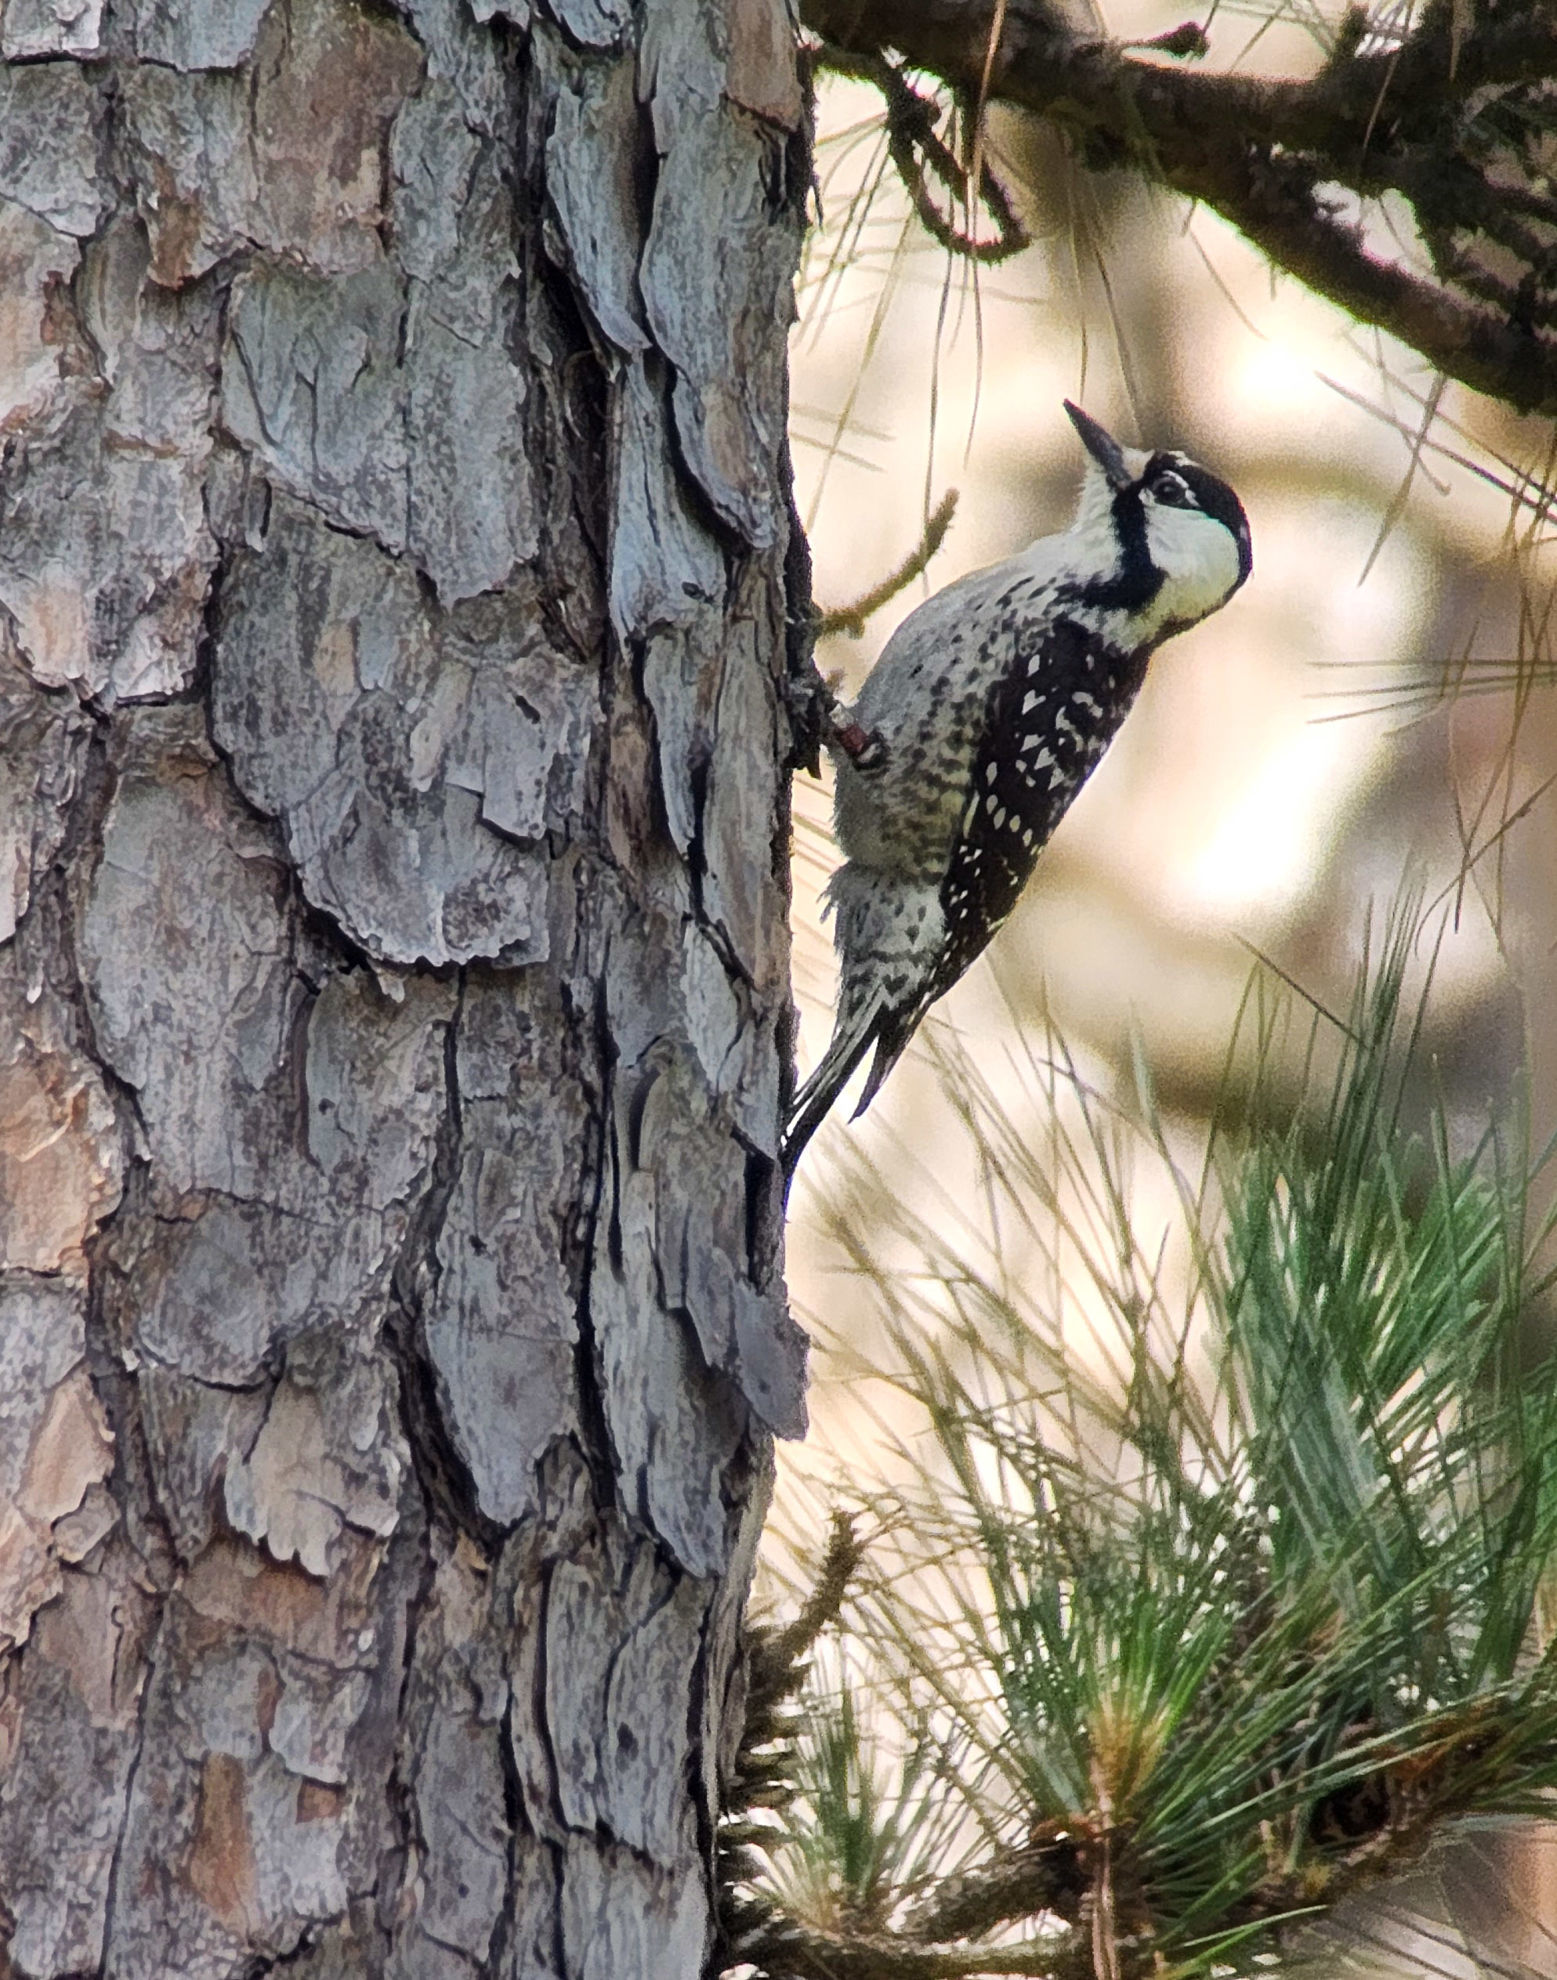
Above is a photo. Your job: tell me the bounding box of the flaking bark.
[0,3,808,1975]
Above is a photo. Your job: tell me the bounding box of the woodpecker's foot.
[829,715,889,771]
[782,655,833,776]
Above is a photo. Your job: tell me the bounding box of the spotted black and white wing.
[824,616,1151,1134]
[934,615,1148,995]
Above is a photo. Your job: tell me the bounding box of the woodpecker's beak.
[1063,401,1132,492]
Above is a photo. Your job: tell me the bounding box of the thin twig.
[817,490,961,640]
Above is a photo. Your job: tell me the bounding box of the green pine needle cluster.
[726,904,1557,1978]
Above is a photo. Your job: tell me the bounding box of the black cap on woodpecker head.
[1063,400,1132,492]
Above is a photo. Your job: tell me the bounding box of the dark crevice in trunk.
[387,969,503,1552]
[565,959,623,1507]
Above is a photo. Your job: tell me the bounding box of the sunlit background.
[774,6,1557,1961]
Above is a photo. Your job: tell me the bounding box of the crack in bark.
[566,959,624,1507]
[385,968,503,1552]
[94,1609,158,1980]
[485,1679,531,1980]
[373,1510,441,1979]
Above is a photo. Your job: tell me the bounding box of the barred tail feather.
[851,996,925,1120]
[781,989,887,1179]
[782,865,946,1180]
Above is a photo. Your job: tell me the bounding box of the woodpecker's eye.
[1149,469,1195,507]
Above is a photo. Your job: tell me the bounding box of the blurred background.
[776,5,1557,1963]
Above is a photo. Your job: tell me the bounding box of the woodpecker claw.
[782,663,830,775]
[832,718,889,769]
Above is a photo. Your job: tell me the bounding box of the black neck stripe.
[1068,483,1163,612]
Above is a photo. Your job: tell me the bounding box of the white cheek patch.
[1145,506,1242,624]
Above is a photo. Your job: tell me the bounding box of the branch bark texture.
[805,0,1557,414]
[0,3,807,1976]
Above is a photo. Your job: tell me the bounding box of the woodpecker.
[783,401,1251,1176]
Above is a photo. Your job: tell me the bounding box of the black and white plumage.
[783,401,1252,1176]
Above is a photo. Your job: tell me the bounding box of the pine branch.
[735,897,1557,1974]
[898,1839,1087,1941]
[802,0,1557,413]
[727,1912,1091,1979]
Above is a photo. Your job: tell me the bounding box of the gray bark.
[0,3,807,1975]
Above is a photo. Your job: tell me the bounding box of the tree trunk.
[0,4,807,1976]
